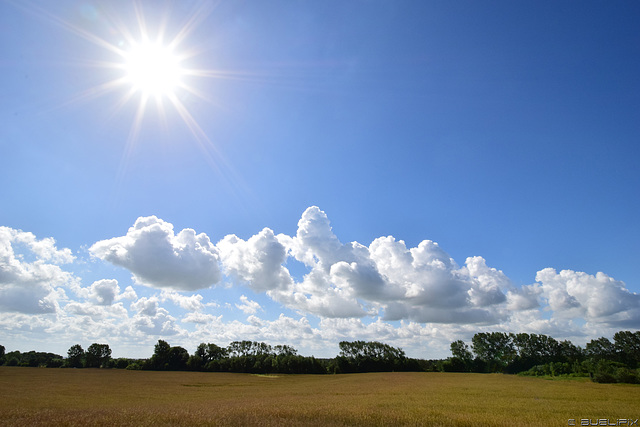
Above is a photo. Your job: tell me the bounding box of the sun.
[123,40,183,98]
[16,1,244,184]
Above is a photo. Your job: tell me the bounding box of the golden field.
[0,367,638,426]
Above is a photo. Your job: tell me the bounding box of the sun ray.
[166,92,248,194]
[107,87,140,124]
[167,93,223,169]
[9,0,125,58]
[177,80,210,101]
[133,1,150,43]
[166,1,218,51]
[40,77,129,116]
[116,94,149,188]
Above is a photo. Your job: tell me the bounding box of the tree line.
[0,340,422,374]
[1,330,638,383]
[127,339,425,374]
[444,331,640,384]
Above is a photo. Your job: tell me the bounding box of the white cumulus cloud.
[130,296,182,336]
[263,207,512,324]
[0,226,77,314]
[217,228,293,292]
[89,216,221,291]
[535,268,640,327]
[87,279,120,306]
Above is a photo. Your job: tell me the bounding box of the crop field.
[0,367,638,426]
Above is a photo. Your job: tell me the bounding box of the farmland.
[0,367,638,426]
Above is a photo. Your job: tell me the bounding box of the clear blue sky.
[1,0,638,359]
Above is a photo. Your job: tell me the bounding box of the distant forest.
[2,330,639,384]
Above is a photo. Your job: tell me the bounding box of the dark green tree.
[195,343,207,361]
[150,340,171,370]
[5,350,20,366]
[274,345,298,357]
[447,340,473,372]
[188,343,208,370]
[254,342,272,356]
[167,346,189,370]
[206,343,226,361]
[585,337,615,361]
[471,332,516,372]
[186,355,203,371]
[66,344,85,368]
[613,331,640,368]
[188,343,227,371]
[226,341,253,357]
[227,341,271,358]
[440,357,468,372]
[450,340,473,363]
[506,333,565,373]
[114,358,130,369]
[85,343,111,368]
[511,333,560,363]
[337,341,407,372]
[557,340,582,364]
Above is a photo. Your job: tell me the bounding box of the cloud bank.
[87,206,640,329]
[1,207,638,358]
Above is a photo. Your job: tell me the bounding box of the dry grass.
[0,367,638,426]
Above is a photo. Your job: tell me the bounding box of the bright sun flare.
[27,1,240,181]
[124,41,183,97]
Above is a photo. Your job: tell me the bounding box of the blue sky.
[1,0,639,359]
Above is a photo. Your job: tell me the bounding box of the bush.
[46,358,64,368]
[591,360,629,383]
[186,355,204,371]
[440,357,468,372]
[114,358,130,369]
[614,368,639,384]
[593,371,617,383]
[519,365,545,377]
[470,358,489,373]
[550,362,572,376]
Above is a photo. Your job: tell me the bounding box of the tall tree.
[150,340,171,370]
[511,333,561,364]
[450,340,473,363]
[167,346,189,370]
[471,332,516,372]
[226,341,271,357]
[274,345,297,357]
[613,331,640,368]
[206,343,226,361]
[195,343,208,362]
[585,337,615,361]
[557,340,582,363]
[66,344,85,368]
[227,341,251,358]
[337,341,407,372]
[85,343,112,368]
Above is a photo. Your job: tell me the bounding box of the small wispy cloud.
[235,295,262,315]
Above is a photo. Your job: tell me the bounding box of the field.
[0,367,638,426]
